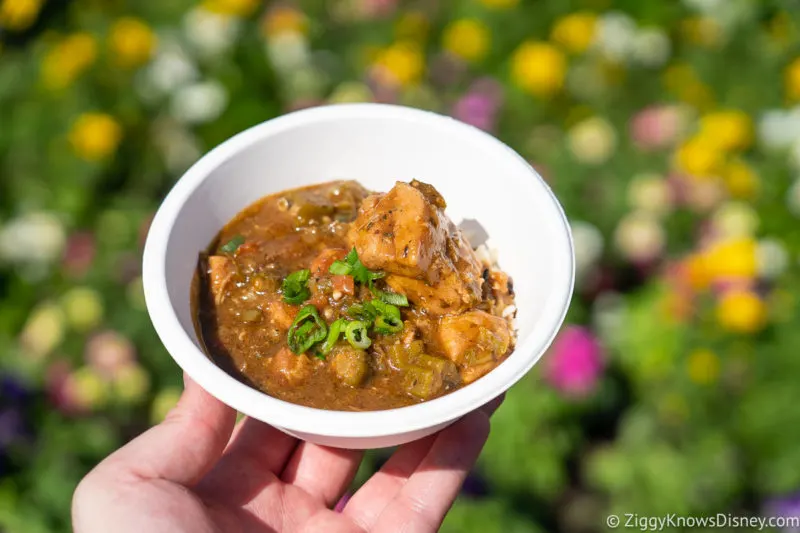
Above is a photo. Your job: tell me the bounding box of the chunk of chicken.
[207,255,237,305]
[270,347,312,385]
[348,181,483,314]
[436,310,511,383]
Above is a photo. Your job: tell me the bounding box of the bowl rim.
[142,103,575,438]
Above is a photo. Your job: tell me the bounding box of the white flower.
[285,66,327,100]
[570,220,604,283]
[711,202,759,239]
[631,28,671,67]
[614,211,665,263]
[183,7,241,60]
[594,11,638,63]
[265,31,310,73]
[170,80,229,125]
[568,117,618,165]
[683,0,726,13]
[0,212,66,264]
[139,37,198,99]
[627,173,673,217]
[592,291,626,344]
[153,119,202,173]
[757,239,789,280]
[788,178,800,218]
[758,108,800,151]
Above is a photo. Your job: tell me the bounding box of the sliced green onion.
[287,305,327,354]
[329,261,352,275]
[220,235,245,254]
[281,269,311,305]
[370,286,409,307]
[320,318,347,355]
[375,315,403,335]
[347,303,376,322]
[345,320,371,350]
[369,299,401,320]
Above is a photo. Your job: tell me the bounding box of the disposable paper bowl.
[143,104,574,449]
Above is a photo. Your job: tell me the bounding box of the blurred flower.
[631,28,671,67]
[60,366,110,413]
[19,302,65,358]
[717,289,767,333]
[0,409,26,448]
[202,0,259,17]
[683,0,725,13]
[62,231,96,278]
[170,80,229,124]
[764,494,800,533]
[153,118,202,173]
[627,173,673,217]
[684,177,726,212]
[723,158,760,199]
[109,17,157,68]
[69,113,122,162]
[786,57,800,101]
[85,330,136,381]
[285,66,328,100]
[453,92,496,132]
[675,135,724,178]
[630,105,690,151]
[393,10,428,42]
[266,31,311,73]
[511,41,566,97]
[0,0,42,30]
[758,108,800,150]
[442,19,490,63]
[363,0,397,18]
[60,287,104,332]
[0,212,66,265]
[262,6,307,38]
[571,220,604,284]
[329,81,373,103]
[544,326,604,398]
[704,237,758,281]
[566,60,608,101]
[699,110,753,152]
[372,41,424,87]
[151,387,183,424]
[592,291,626,343]
[112,363,151,404]
[710,201,759,239]
[593,11,637,63]
[41,33,97,90]
[686,349,720,385]
[138,39,199,98]
[551,12,597,54]
[757,239,789,280]
[680,16,723,48]
[614,212,665,264]
[567,116,617,165]
[787,178,800,217]
[478,0,519,8]
[184,7,241,59]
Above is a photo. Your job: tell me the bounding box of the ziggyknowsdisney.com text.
[606,513,800,530]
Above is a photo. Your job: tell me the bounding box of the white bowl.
[142,103,574,449]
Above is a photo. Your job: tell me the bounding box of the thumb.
[102,373,237,486]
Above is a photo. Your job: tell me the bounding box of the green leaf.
[282,269,312,305]
[219,235,245,254]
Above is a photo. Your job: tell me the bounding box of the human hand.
[72,374,501,533]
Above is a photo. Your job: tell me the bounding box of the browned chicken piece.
[207,255,237,305]
[270,347,313,385]
[436,310,512,384]
[348,180,483,314]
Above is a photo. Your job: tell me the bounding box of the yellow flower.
[698,110,753,152]
[20,302,65,358]
[41,33,98,90]
[262,6,308,38]
[373,41,424,87]
[511,41,566,97]
[680,16,722,48]
[675,135,724,178]
[717,289,767,334]
[479,0,519,9]
[785,57,800,101]
[0,0,42,30]
[551,12,597,54]
[723,158,759,199]
[394,11,429,42]
[687,349,720,385]
[69,113,122,162]
[442,18,490,62]
[202,0,259,16]
[109,17,157,68]
[705,238,757,280]
[684,253,711,291]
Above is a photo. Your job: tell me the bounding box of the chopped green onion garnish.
[345,320,371,350]
[320,318,347,355]
[281,269,311,305]
[371,286,409,307]
[375,315,403,335]
[287,305,327,354]
[220,235,245,254]
[329,261,352,276]
[329,247,385,286]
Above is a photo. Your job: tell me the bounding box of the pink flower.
[62,232,96,278]
[85,330,136,380]
[452,78,504,132]
[630,105,686,151]
[362,0,397,18]
[544,326,604,398]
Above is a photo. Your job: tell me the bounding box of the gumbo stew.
[192,180,517,411]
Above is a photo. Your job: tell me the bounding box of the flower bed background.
[2,0,800,531]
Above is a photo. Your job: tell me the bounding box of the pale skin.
[72,374,502,533]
